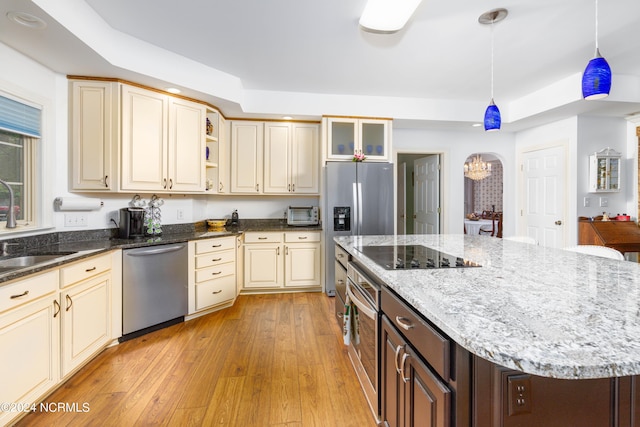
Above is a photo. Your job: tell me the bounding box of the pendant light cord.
[490,18,495,100]
[594,0,599,51]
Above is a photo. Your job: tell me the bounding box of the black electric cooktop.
[355,245,481,270]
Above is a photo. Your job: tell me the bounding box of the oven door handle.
[346,282,376,320]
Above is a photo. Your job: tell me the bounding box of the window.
[0,94,40,229]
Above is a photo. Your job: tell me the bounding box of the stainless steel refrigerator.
[324,161,394,296]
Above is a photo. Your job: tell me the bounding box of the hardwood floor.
[15,293,376,427]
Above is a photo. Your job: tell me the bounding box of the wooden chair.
[479,212,503,237]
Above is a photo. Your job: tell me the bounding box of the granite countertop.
[335,234,640,380]
[0,219,322,284]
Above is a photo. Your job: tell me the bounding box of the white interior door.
[414,155,440,234]
[397,162,406,234]
[521,145,567,248]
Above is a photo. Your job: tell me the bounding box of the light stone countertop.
[335,234,640,380]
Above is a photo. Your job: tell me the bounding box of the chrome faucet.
[0,179,16,228]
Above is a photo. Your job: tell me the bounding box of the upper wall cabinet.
[70,78,207,194]
[323,116,392,162]
[69,81,119,191]
[589,147,621,193]
[121,86,205,193]
[230,121,264,194]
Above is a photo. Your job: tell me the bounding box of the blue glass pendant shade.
[582,49,611,100]
[484,99,501,131]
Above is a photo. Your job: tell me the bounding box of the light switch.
[600,197,608,207]
[583,197,591,207]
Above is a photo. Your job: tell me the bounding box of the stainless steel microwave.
[287,206,319,226]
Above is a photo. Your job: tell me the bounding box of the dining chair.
[562,245,624,260]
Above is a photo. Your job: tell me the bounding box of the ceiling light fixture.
[359,0,422,34]
[6,11,47,29]
[464,154,492,181]
[582,0,611,100]
[479,8,508,132]
[166,87,181,94]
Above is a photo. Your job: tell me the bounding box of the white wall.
[393,127,516,235]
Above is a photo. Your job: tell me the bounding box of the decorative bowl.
[206,219,227,229]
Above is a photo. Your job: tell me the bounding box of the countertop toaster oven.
[287,206,319,226]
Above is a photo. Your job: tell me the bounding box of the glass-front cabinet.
[589,147,621,192]
[324,116,391,162]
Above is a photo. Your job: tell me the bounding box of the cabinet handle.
[277,247,280,255]
[394,344,405,375]
[400,352,410,383]
[104,175,109,188]
[53,300,60,318]
[288,184,291,192]
[163,178,167,189]
[212,289,222,294]
[212,244,222,247]
[85,266,97,272]
[337,253,344,258]
[219,181,224,192]
[256,184,260,192]
[10,290,29,299]
[258,237,267,240]
[211,271,222,276]
[395,316,415,331]
[169,179,173,189]
[66,294,73,312]
[292,184,295,192]
[212,257,222,262]
[298,236,308,240]
[285,246,289,255]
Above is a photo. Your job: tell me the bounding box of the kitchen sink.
[0,252,76,271]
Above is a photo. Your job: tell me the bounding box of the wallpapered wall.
[472,161,503,213]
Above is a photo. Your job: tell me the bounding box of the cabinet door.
[360,119,390,161]
[243,244,282,288]
[284,243,321,287]
[381,315,405,427]
[263,122,291,194]
[0,296,59,427]
[326,117,357,160]
[70,80,117,191]
[61,272,111,377]
[121,85,168,191]
[168,98,205,192]
[291,123,319,194]
[231,121,263,193]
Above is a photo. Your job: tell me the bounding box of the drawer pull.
[212,244,222,248]
[212,257,222,262]
[212,290,222,294]
[211,271,222,276]
[298,236,308,240]
[395,316,415,331]
[85,266,97,272]
[258,237,268,240]
[10,290,29,299]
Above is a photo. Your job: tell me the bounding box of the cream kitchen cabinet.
[323,116,392,162]
[263,122,319,194]
[188,236,237,314]
[59,253,112,378]
[243,231,321,290]
[231,120,264,193]
[0,271,60,427]
[205,108,229,193]
[69,80,119,191]
[121,85,205,193]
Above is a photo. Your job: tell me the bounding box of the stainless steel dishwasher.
[121,243,188,340]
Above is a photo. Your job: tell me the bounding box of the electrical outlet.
[583,197,591,207]
[508,374,532,416]
[600,197,608,207]
[177,209,184,220]
[64,213,88,227]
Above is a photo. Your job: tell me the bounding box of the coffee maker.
[119,207,145,238]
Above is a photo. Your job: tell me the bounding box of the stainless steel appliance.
[324,162,393,296]
[121,243,188,340]
[287,206,319,226]
[346,261,380,419]
[118,207,145,238]
[355,245,481,269]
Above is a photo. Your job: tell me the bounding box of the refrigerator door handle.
[357,182,363,234]
[352,182,358,234]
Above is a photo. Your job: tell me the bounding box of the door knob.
[555,220,562,225]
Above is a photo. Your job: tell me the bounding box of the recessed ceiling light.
[166,88,181,94]
[471,123,482,127]
[7,11,46,29]
[283,116,293,120]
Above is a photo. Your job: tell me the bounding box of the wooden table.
[578,219,640,253]
[464,219,494,235]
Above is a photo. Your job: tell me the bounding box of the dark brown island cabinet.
[380,285,640,427]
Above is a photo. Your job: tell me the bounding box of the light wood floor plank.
[15,293,376,427]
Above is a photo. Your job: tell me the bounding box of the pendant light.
[479,9,508,132]
[582,0,611,99]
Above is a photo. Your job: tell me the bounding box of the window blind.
[0,95,41,138]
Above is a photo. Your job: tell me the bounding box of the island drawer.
[335,245,350,269]
[381,286,450,380]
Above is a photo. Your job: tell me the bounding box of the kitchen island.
[335,234,640,426]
